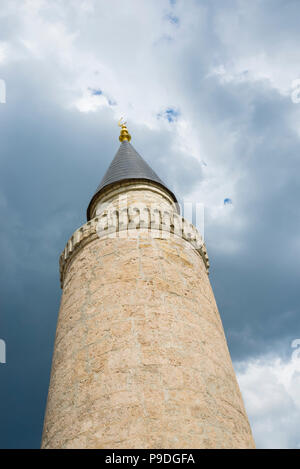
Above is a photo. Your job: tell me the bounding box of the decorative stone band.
[59,209,209,288]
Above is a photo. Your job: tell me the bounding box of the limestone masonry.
[41,130,255,449]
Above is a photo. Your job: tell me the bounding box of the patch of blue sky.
[157,107,180,123]
[89,88,102,96]
[88,88,117,106]
[224,198,233,205]
[165,13,179,25]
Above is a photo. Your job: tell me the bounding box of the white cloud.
[3,0,299,219]
[236,345,300,448]
[74,89,110,113]
[209,54,299,98]
[211,0,300,98]
[0,41,9,63]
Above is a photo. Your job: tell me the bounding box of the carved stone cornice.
[59,209,209,288]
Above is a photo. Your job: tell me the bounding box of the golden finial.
[118,118,131,142]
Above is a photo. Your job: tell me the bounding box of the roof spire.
[118,118,131,142]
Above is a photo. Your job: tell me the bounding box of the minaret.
[42,123,255,449]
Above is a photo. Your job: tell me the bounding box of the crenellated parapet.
[59,208,209,288]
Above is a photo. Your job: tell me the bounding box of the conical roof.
[87,141,177,220]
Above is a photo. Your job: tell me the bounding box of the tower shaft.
[42,180,255,449]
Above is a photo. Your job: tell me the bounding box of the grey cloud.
[1,0,300,449]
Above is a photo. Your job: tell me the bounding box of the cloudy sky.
[0,0,300,449]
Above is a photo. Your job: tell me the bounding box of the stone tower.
[41,124,255,449]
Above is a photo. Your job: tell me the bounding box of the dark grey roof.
[87,141,177,220]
